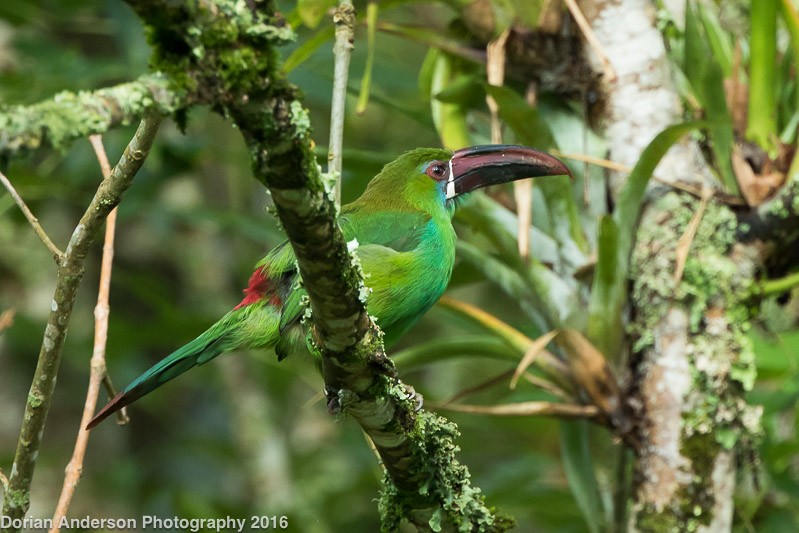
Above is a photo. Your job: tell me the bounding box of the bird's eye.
[425,161,448,181]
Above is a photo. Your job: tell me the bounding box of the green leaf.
[429,50,471,149]
[356,2,378,114]
[698,2,733,77]
[392,336,520,369]
[433,74,485,108]
[283,24,335,73]
[560,420,604,533]
[600,121,703,360]
[701,58,739,194]
[378,22,484,64]
[298,0,336,29]
[747,0,779,154]
[586,215,621,359]
[780,0,799,113]
[683,0,705,100]
[485,84,555,148]
[614,121,705,272]
[487,85,589,252]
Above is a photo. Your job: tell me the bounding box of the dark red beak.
[445,144,570,200]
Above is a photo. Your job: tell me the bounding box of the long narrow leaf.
[356,2,378,114]
[391,336,518,369]
[429,50,470,149]
[683,0,704,101]
[701,60,739,194]
[440,402,598,418]
[780,0,799,113]
[586,215,622,359]
[747,0,778,153]
[283,25,336,73]
[378,22,485,64]
[510,330,560,389]
[698,2,733,76]
[488,85,589,253]
[606,121,703,361]
[485,84,555,148]
[560,420,604,533]
[437,296,574,392]
[614,121,705,273]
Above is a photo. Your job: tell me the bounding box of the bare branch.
[328,0,356,205]
[2,115,161,529]
[0,170,63,261]
[563,0,616,83]
[0,309,15,335]
[50,134,119,532]
[437,401,600,419]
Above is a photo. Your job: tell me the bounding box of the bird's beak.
[445,145,571,200]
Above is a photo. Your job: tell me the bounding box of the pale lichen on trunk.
[629,192,761,531]
[580,0,763,530]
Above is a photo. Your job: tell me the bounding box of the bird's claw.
[403,384,423,412]
[325,386,342,415]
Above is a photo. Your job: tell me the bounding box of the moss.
[26,391,43,409]
[630,191,763,528]
[2,488,30,511]
[138,0,294,111]
[378,409,514,532]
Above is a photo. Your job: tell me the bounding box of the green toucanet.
[87,145,568,428]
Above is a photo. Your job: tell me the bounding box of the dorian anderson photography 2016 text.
[1,515,289,531]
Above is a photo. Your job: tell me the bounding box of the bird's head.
[356,145,570,216]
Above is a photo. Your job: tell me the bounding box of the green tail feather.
[88,301,281,429]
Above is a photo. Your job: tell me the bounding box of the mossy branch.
[1,115,161,530]
[0,74,177,159]
[123,0,505,529]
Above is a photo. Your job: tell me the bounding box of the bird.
[87,145,569,429]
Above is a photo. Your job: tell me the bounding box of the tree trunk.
[582,0,762,530]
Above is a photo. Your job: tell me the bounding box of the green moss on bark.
[630,192,763,530]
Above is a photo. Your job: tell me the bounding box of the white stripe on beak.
[445,158,456,200]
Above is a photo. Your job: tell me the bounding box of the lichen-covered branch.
[121,0,505,529]
[1,115,161,530]
[0,74,177,159]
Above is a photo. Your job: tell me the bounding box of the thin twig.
[328,0,356,205]
[551,149,630,173]
[673,186,713,287]
[552,149,745,205]
[0,170,63,261]
[436,401,600,419]
[50,135,119,531]
[101,374,129,425]
[563,0,617,83]
[2,115,161,529]
[0,309,15,334]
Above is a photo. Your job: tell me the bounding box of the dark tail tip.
[86,391,129,430]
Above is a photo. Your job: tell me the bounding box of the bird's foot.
[325,386,358,415]
[402,384,424,412]
[325,386,342,415]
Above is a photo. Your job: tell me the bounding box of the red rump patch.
[235,269,282,309]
